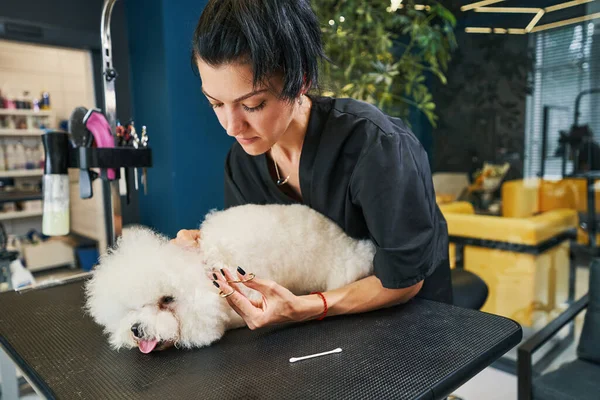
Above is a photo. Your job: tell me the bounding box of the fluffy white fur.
[84,204,375,352]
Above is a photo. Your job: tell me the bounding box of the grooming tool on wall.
[83,109,116,180]
[126,121,139,191]
[120,167,132,204]
[141,126,148,147]
[116,122,127,146]
[118,120,150,195]
[68,107,93,148]
[115,119,151,198]
[116,121,134,200]
[68,107,95,199]
[68,110,152,206]
[116,120,142,148]
[140,125,149,195]
[131,123,140,194]
[130,122,140,148]
[116,120,134,202]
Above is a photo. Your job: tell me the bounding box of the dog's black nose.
[131,323,143,338]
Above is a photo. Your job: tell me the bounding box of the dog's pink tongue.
[139,340,158,354]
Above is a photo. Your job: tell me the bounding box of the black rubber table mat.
[0,279,521,400]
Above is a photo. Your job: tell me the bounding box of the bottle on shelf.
[6,116,15,129]
[31,145,39,169]
[0,143,6,171]
[25,147,34,170]
[40,91,51,110]
[22,91,33,110]
[4,92,15,109]
[37,142,45,168]
[16,117,27,130]
[15,141,26,170]
[5,143,16,171]
[15,93,24,110]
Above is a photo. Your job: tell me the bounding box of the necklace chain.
[272,95,306,188]
[272,149,290,186]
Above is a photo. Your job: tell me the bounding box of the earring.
[298,95,304,106]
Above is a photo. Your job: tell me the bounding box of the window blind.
[524,22,600,179]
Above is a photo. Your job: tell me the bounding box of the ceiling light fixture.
[463,0,599,34]
[545,0,594,13]
[461,0,506,12]
[474,7,541,13]
[465,27,493,33]
[531,11,600,32]
[526,10,546,32]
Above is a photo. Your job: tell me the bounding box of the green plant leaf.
[342,83,355,92]
[432,4,457,27]
[316,0,456,125]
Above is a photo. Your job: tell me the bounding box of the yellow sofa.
[502,178,600,245]
[440,201,577,328]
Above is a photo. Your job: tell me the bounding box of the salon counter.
[0,277,521,400]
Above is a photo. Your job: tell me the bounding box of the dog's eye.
[161,296,175,304]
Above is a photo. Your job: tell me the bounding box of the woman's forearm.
[294,275,423,321]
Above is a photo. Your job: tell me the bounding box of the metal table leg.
[0,347,19,400]
[586,176,596,248]
[569,248,576,304]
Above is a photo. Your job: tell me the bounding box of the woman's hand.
[171,229,201,249]
[212,267,423,330]
[213,267,317,329]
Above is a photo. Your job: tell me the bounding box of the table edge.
[430,324,523,399]
[0,337,57,399]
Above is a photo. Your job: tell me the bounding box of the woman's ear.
[302,73,309,94]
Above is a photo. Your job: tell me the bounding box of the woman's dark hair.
[192,0,325,102]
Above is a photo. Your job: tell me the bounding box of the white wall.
[0,39,96,237]
[0,38,96,121]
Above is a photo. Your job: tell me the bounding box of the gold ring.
[219,289,236,298]
[227,273,256,284]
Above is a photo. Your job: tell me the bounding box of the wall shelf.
[0,109,53,117]
[0,191,43,204]
[0,210,43,221]
[0,169,43,178]
[0,129,45,136]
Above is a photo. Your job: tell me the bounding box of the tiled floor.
[452,366,517,400]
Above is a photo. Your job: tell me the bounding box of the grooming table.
[0,278,521,400]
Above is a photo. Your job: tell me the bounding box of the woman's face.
[196,59,298,156]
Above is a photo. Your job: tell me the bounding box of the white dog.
[84,204,375,353]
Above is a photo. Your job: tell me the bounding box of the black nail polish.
[213,281,220,288]
[237,266,246,275]
[212,273,218,280]
[220,268,225,276]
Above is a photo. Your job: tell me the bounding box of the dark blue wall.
[126,0,232,238]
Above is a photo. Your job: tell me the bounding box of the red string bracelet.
[311,292,328,321]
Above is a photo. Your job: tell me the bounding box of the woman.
[174,0,451,330]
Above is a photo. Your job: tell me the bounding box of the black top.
[0,280,521,399]
[224,96,452,304]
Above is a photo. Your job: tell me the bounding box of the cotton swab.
[289,347,342,363]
